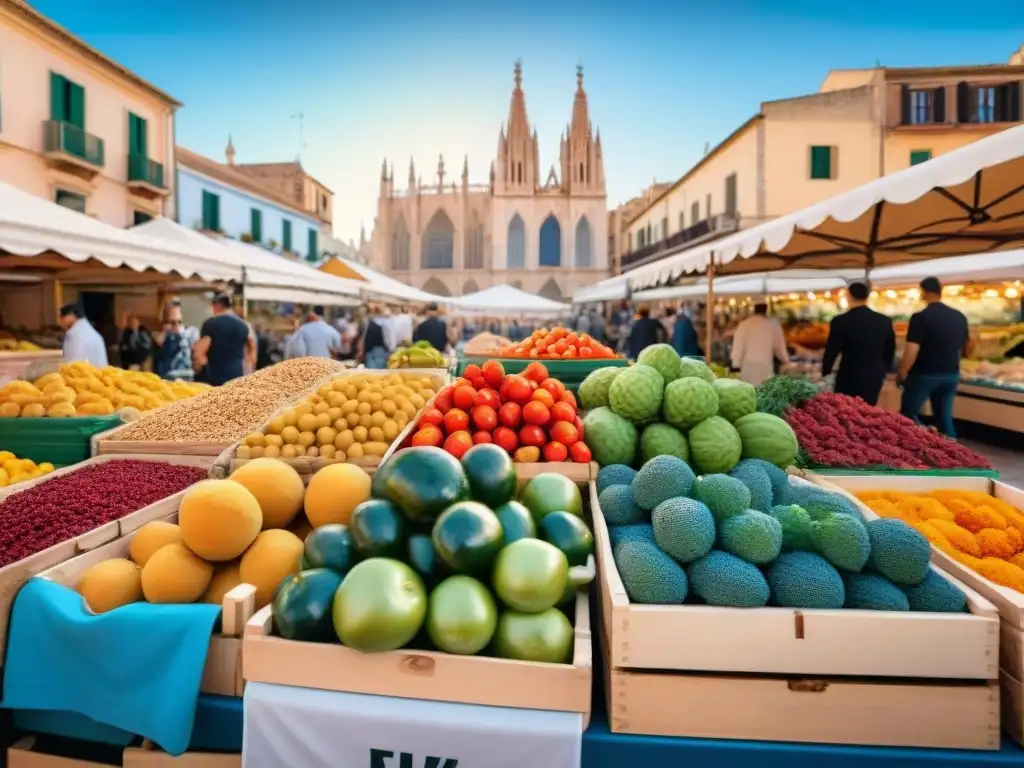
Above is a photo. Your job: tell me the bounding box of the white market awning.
[572,275,629,304]
[131,218,360,305]
[627,123,1024,288]
[0,182,238,282]
[633,269,864,301]
[322,256,443,304]
[448,284,570,316]
[869,248,1024,287]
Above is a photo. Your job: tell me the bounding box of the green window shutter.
[49,72,67,121]
[282,220,292,251]
[308,228,318,261]
[67,81,85,129]
[129,113,147,156]
[810,146,832,179]
[202,190,220,231]
[250,209,262,242]
[909,149,932,166]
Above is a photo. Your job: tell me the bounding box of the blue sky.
[34,0,1024,242]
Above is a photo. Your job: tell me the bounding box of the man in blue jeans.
[897,277,973,438]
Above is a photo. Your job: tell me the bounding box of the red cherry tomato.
[471,405,498,432]
[569,441,592,463]
[505,375,533,404]
[463,364,482,381]
[523,361,549,383]
[560,390,577,409]
[543,441,569,462]
[540,378,565,398]
[492,426,518,454]
[498,402,522,429]
[452,385,477,411]
[411,426,443,448]
[419,408,445,428]
[443,408,470,434]
[474,388,501,409]
[444,430,474,459]
[550,401,575,424]
[472,430,493,444]
[522,400,551,427]
[519,424,546,447]
[549,421,579,446]
[481,360,505,388]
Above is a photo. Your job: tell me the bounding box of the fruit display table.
[0,349,61,387]
[878,378,1024,434]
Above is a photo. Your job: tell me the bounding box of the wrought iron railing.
[43,120,104,167]
[128,154,166,188]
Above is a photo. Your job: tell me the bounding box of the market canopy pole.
[705,254,715,364]
[625,123,1024,289]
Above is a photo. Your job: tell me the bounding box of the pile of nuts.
[117,358,348,443]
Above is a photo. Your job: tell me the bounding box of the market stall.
[572,275,630,306]
[319,255,443,305]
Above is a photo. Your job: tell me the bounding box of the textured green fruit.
[636,343,682,383]
[678,358,716,381]
[609,364,664,423]
[712,379,757,423]
[687,416,742,475]
[663,378,718,430]
[581,407,637,467]
[577,367,623,410]
[734,412,799,469]
[639,423,688,463]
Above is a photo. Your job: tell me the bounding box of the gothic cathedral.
[370,63,610,301]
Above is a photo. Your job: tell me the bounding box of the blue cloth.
[2,578,221,756]
[900,372,960,438]
[288,320,341,358]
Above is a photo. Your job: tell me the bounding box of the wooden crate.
[1003,668,1024,746]
[7,736,119,768]
[603,656,1000,749]
[93,422,231,459]
[123,742,240,768]
[0,454,212,668]
[36,513,256,697]
[210,368,450,479]
[242,589,592,722]
[592,481,999,679]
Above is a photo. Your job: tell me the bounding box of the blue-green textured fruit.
[599,484,645,526]
[902,571,967,613]
[718,511,783,565]
[844,573,910,611]
[767,551,845,609]
[866,518,931,586]
[596,464,637,494]
[615,540,688,605]
[692,474,751,523]
[687,550,770,608]
[632,455,696,511]
[811,514,871,572]
[651,497,716,564]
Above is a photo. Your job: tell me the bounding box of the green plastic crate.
[455,357,628,393]
[0,415,123,466]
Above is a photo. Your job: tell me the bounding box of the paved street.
[964,440,1024,486]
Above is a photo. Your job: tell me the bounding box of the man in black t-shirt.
[412,303,448,353]
[896,277,973,438]
[192,294,255,386]
[821,281,895,406]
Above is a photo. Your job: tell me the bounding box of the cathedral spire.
[506,59,530,143]
[495,59,538,195]
[408,156,416,185]
[226,135,236,166]
[570,63,591,142]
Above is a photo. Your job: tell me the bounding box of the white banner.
[243,681,582,768]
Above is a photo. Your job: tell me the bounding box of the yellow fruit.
[382,421,399,441]
[249,446,265,459]
[267,417,286,435]
[363,441,388,457]
[262,445,281,458]
[229,458,305,530]
[263,434,283,448]
[319,445,337,459]
[239,529,304,609]
[281,444,299,459]
[201,561,242,605]
[347,442,364,459]
[21,403,45,418]
[281,409,298,428]
[281,426,300,444]
[306,446,319,457]
[0,469,8,487]
[334,430,354,450]
[236,445,252,460]
[141,543,214,604]
[0,451,12,462]
[178,480,262,561]
[297,431,316,448]
[316,426,337,446]
[76,558,143,613]
[297,414,318,433]
[245,432,265,448]
[129,521,182,566]
[38,462,54,473]
[46,402,76,417]
[304,463,371,528]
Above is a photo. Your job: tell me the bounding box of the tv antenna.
[291,112,307,161]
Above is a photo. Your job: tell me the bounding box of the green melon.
[577,367,623,410]
[687,416,742,475]
[636,344,682,383]
[582,407,637,467]
[712,379,757,423]
[678,358,716,381]
[609,364,664,424]
[639,423,688,463]
[734,412,799,469]
[663,377,718,430]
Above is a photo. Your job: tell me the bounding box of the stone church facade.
[370,63,610,301]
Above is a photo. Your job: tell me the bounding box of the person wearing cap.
[59,304,108,368]
[897,277,972,437]
[285,305,341,359]
[731,302,790,386]
[192,293,253,386]
[626,306,667,360]
[821,281,895,406]
[413,302,448,353]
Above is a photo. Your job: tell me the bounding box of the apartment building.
[0,0,178,227]
[620,46,1024,274]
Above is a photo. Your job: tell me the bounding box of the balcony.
[621,213,740,272]
[127,154,169,198]
[42,120,104,176]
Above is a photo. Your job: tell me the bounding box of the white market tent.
[869,248,1024,287]
[0,182,237,283]
[572,274,629,304]
[319,255,442,304]
[131,219,361,306]
[627,123,1024,289]
[633,269,866,301]
[447,284,570,316]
